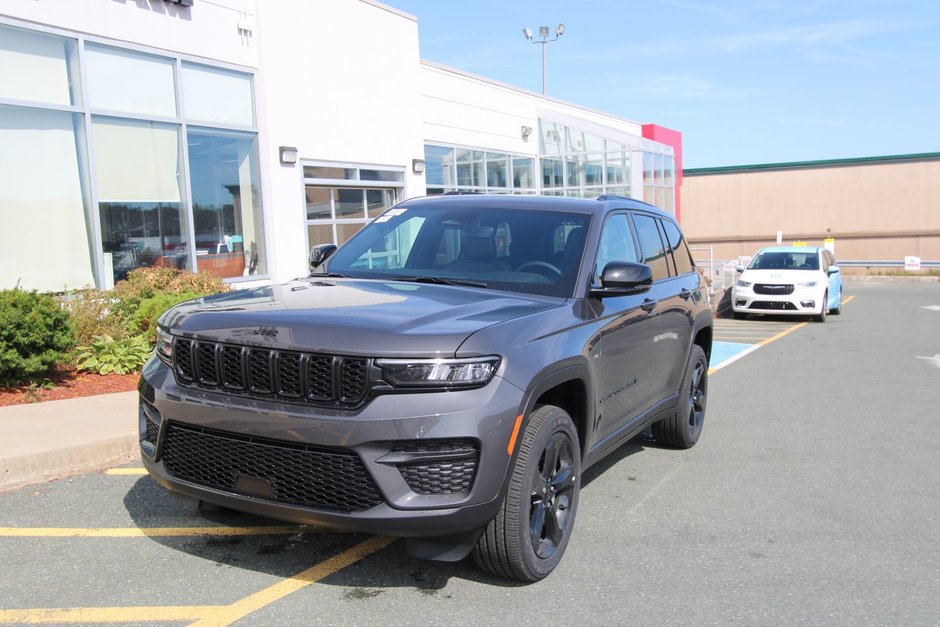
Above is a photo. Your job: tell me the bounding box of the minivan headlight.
[797,281,818,287]
[377,357,500,388]
[155,327,174,366]
[735,279,752,288]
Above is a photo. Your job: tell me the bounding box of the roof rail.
[596,194,631,201]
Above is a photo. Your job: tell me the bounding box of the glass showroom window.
[85,44,176,118]
[92,118,186,284]
[188,129,267,278]
[0,25,95,292]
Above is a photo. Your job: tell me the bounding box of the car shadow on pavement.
[121,430,659,589]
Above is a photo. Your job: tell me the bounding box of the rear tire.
[830,288,842,315]
[473,405,581,582]
[652,345,707,449]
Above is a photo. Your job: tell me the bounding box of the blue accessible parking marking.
[709,341,758,373]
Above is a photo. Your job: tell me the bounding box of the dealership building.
[0,0,682,293]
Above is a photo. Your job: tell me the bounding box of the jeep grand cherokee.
[139,194,713,582]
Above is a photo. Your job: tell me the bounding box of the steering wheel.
[516,260,563,279]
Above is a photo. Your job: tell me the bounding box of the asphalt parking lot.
[1,280,937,625]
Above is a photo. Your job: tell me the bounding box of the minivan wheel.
[473,404,581,582]
[652,345,707,449]
[830,288,842,315]
[814,292,828,322]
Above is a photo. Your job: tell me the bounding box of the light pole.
[523,23,565,96]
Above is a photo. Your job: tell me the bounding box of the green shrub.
[75,334,152,375]
[132,291,204,343]
[108,267,229,344]
[112,267,227,317]
[61,288,131,346]
[0,287,75,386]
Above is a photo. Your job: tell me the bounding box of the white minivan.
[732,245,843,322]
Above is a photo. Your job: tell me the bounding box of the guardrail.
[838,259,939,268]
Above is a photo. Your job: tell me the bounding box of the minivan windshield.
[323,204,591,298]
[748,251,819,271]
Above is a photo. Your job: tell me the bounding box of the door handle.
[641,298,657,313]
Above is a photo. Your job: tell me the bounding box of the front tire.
[814,291,828,322]
[473,405,581,582]
[652,345,707,449]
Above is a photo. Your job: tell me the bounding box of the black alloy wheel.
[474,404,581,582]
[528,429,578,560]
[652,344,708,449]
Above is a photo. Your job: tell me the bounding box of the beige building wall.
[681,155,940,264]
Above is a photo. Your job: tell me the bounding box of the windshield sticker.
[375,208,407,223]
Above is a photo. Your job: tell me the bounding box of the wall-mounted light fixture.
[412,158,426,174]
[279,146,298,165]
[521,125,533,140]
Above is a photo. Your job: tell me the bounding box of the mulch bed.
[0,368,139,407]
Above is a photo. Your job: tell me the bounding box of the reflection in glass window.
[632,214,669,281]
[85,45,176,117]
[456,150,485,187]
[187,128,266,278]
[0,105,94,290]
[0,25,80,106]
[513,158,535,190]
[424,145,454,187]
[335,188,365,219]
[181,63,254,127]
[486,153,509,188]
[93,118,185,284]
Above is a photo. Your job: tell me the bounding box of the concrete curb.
[0,436,139,493]
[0,391,140,493]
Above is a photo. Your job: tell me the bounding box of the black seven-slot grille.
[173,338,369,406]
[161,422,383,513]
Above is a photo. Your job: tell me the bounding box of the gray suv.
[140,194,713,582]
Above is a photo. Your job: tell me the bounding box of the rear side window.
[661,220,695,276]
[632,213,670,281]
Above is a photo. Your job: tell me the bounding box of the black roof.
[399,193,673,220]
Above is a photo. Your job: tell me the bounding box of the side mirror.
[827,265,840,275]
[736,265,745,273]
[309,243,337,271]
[590,261,653,298]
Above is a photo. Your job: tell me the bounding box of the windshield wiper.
[308,272,350,278]
[394,276,488,288]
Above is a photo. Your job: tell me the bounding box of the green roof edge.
[683,152,940,176]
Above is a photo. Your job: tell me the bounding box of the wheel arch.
[517,361,593,462]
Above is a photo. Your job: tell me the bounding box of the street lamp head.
[522,27,533,40]
[556,23,566,37]
[539,25,550,38]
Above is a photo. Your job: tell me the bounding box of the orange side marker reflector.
[507,415,524,455]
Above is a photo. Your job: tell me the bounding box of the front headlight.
[377,356,500,389]
[797,281,818,287]
[155,326,174,366]
[735,280,752,288]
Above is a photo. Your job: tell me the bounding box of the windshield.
[323,204,591,298]
[748,251,819,271]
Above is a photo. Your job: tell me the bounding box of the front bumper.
[138,357,523,538]
[731,284,825,316]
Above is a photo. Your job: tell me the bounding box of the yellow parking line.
[0,536,396,625]
[105,468,147,475]
[0,526,310,538]
[190,535,396,626]
[0,605,221,624]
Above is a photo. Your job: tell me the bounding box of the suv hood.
[160,278,558,357]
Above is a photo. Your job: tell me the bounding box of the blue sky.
[388,0,940,168]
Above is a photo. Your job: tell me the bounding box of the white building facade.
[0,0,679,292]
